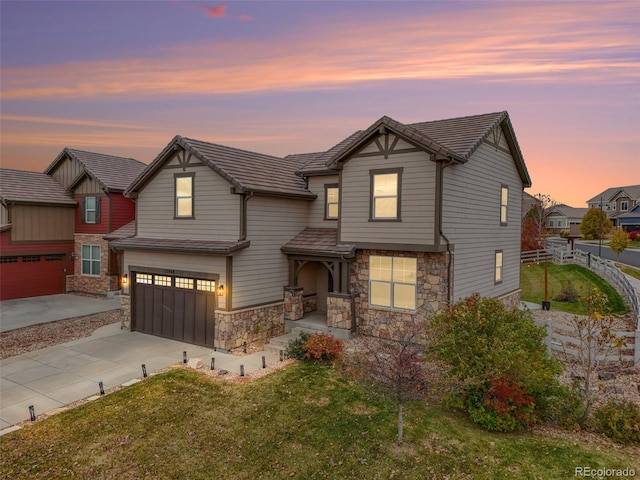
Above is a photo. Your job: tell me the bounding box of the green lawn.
[520,262,628,315]
[617,263,640,281]
[2,364,638,479]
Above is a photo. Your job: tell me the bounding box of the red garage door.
[0,254,67,300]
[132,272,216,347]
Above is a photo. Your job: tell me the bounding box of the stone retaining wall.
[215,302,284,351]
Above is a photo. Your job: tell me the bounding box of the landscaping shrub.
[629,230,640,241]
[303,333,343,361]
[542,384,587,429]
[284,331,310,360]
[553,282,580,303]
[431,294,562,430]
[592,400,640,445]
[465,375,536,432]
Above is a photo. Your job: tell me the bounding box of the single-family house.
[586,185,640,229]
[112,111,531,350]
[0,169,76,300]
[545,204,589,236]
[44,149,146,295]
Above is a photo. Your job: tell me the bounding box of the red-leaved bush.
[629,230,640,241]
[303,334,343,361]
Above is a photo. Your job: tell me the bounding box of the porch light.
[122,274,128,286]
[217,284,225,296]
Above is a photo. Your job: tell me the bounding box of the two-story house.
[112,111,531,351]
[586,185,640,231]
[0,169,76,300]
[44,149,146,295]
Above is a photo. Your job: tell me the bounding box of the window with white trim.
[84,197,98,223]
[369,255,417,310]
[81,245,100,276]
[621,201,629,212]
[495,251,503,284]
[500,185,508,225]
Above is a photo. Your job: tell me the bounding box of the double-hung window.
[175,173,194,218]
[370,168,402,220]
[325,185,339,220]
[83,197,99,224]
[81,245,101,276]
[495,250,503,284]
[369,255,417,310]
[621,201,629,212]
[500,185,508,225]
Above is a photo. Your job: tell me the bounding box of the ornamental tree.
[579,208,613,240]
[609,227,630,259]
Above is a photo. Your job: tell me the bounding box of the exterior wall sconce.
[122,274,128,286]
[217,284,224,296]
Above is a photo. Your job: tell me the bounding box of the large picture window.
[369,255,417,310]
[81,245,101,276]
[370,168,402,220]
[175,173,194,218]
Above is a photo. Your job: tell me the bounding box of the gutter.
[438,158,456,306]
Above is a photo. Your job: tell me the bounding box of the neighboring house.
[522,191,541,218]
[586,185,640,228]
[0,169,76,300]
[545,204,589,236]
[112,111,531,351]
[616,204,640,232]
[44,149,146,295]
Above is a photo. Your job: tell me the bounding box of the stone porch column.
[284,286,304,321]
[327,292,353,330]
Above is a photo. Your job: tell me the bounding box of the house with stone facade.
[112,111,531,351]
[44,149,146,296]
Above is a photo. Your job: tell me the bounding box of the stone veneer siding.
[284,287,304,321]
[327,293,353,330]
[497,289,522,310]
[67,234,118,295]
[120,294,131,329]
[303,294,318,314]
[352,249,448,338]
[215,302,284,351]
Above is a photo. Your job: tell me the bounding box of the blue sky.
[1,0,638,206]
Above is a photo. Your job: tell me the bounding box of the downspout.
[239,192,254,241]
[438,159,456,307]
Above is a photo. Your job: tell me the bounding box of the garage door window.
[197,280,215,292]
[154,275,171,286]
[175,277,194,289]
[136,273,152,284]
[81,245,100,275]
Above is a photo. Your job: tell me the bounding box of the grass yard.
[2,363,638,480]
[617,263,640,281]
[520,262,628,315]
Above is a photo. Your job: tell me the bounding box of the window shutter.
[81,197,86,223]
[95,197,101,223]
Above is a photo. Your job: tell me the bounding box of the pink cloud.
[204,5,226,18]
[239,13,253,22]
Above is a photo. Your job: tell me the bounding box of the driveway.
[0,322,279,432]
[0,294,121,332]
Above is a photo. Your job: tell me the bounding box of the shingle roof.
[128,136,316,199]
[281,228,355,257]
[104,220,135,240]
[546,204,589,219]
[291,130,363,175]
[586,185,640,204]
[110,236,250,255]
[45,149,146,192]
[0,168,76,206]
[321,112,531,187]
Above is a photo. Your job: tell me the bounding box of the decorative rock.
[598,371,616,381]
[187,358,204,369]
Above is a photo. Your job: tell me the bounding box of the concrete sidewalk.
[0,323,280,433]
[0,294,121,332]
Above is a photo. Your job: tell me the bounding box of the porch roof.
[281,228,355,258]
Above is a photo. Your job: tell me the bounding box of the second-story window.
[175,173,194,218]
[500,185,509,225]
[621,201,629,211]
[83,196,99,224]
[370,168,402,221]
[325,184,339,220]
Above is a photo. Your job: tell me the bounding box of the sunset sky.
[1,1,638,207]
